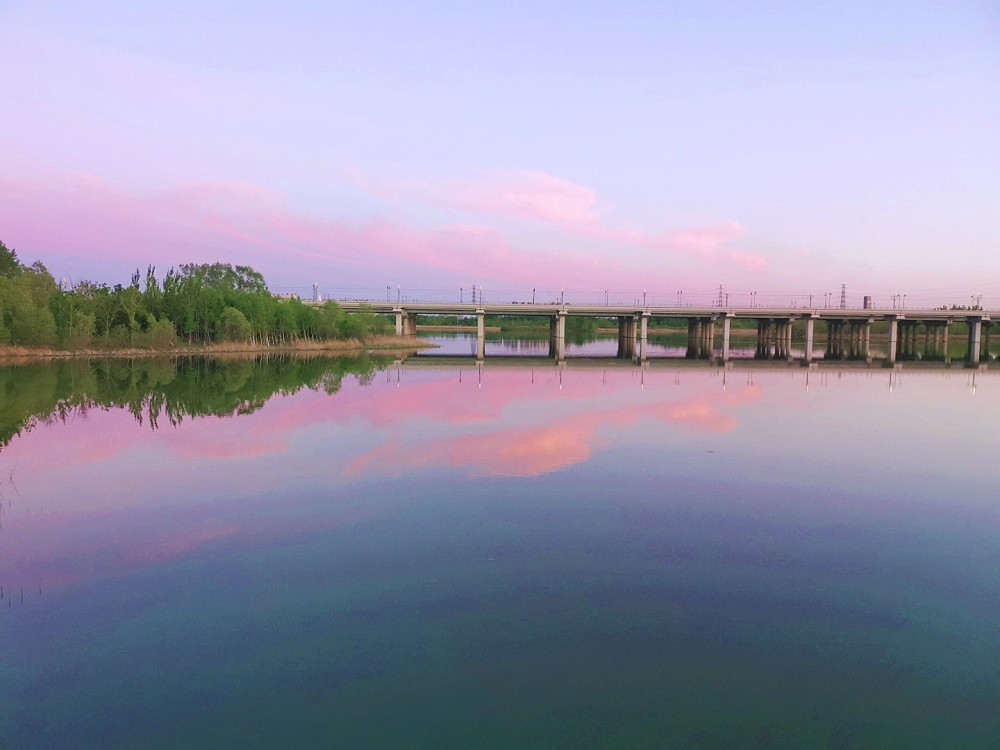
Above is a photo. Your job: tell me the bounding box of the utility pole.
[840,283,846,309]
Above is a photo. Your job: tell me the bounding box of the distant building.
[312,283,321,302]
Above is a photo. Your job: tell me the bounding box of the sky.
[1,1,998,308]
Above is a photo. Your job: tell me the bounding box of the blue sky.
[1,1,997,307]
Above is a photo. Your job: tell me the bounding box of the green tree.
[218,306,253,341]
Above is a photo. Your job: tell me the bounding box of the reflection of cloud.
[134,523,240,564]
[4,370,762,486]
[649,399,739,433]
[346,388,758,479]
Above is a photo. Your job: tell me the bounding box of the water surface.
[1,355,998,748]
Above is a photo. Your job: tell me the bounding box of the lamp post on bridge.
[643,289,646,307]
[605,289,608,305]
[560,287,565,305]
[397,284,400,304]
[532,288,536,304]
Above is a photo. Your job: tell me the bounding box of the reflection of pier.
[339,302,994,367]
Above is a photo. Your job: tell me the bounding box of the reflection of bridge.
[337,301,994,366]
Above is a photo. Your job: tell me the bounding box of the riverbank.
[0,335,435,364]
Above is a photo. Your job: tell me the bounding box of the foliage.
[0,246,387,350]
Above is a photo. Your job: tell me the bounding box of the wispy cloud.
[0,165,765,291]
[392,169,764,271]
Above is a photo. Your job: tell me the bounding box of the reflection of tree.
[0,354,391,448]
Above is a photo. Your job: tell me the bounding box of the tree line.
[0,240,387,349]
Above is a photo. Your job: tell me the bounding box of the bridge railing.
[282,287,989,313]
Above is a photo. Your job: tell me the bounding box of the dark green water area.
[1,353,998,748]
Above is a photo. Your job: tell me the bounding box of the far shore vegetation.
[0,240,421,359]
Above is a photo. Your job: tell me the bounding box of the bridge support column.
[394,308,404,336]
[722,315,732,362]
[805,317,815,362]
[887,318,898,364]
[968,318,982,365]
[785,318,794,361]
[476,309,486,360]
[403,312,418,337]
[850,321,865,359]
[983,322,992,360]
[865,320,872,360]
[943,322,951,362]
[617,316,629,358]
[555,311,567,361]
[703,318,712,359]
[640,313,649,361]
[756,319,769,359]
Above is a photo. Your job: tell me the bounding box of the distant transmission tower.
[840,283,847,309]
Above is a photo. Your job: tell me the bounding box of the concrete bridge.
[335,301,994,366]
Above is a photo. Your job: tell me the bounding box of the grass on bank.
[0,335,434,364]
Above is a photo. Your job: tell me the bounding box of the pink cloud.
[431,170,602,226]
[0,165,767,292]
[386,169,765,273]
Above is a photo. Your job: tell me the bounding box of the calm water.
[1,354,998,748]
[416,330,898,360]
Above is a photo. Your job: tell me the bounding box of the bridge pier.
[968,317,982,366]
[887,318,899,364]
[805,317,815,363]
[549,310,567,361]
[903,321,919,359]
[687,317,714,359]
[617,316,636,358]
[687,318,700,358]
[640,313,650,361]
[394,309,418,337]
[476,309,486,360]
[847,320,867,360]
[722,315,732,362]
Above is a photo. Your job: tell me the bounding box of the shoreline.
[0,335,436,365]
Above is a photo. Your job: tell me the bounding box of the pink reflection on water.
[0,366,760,594]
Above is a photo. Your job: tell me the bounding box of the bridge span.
[335,301,994,366]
